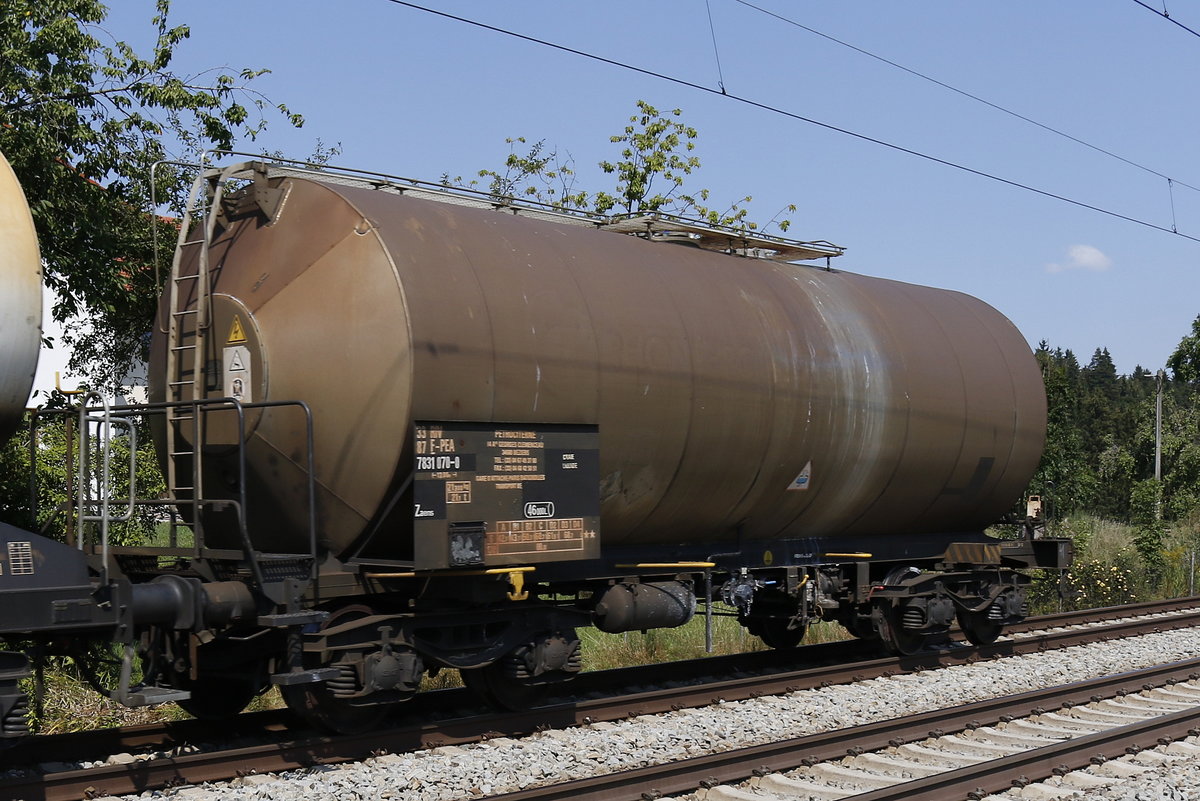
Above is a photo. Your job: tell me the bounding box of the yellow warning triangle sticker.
[227,315,248,344]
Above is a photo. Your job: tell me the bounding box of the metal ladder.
[156,162,321,609]
[74,394,136,585]
[72,396,193,707]
[162,168,231,526]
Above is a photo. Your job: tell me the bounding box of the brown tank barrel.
[151,174,1045,558]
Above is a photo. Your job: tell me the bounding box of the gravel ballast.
[118,626,1200,800]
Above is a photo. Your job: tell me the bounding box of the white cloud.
[1046,244,1113,274]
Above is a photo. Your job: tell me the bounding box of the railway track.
[3,597,1198,801]
[500,658,1200,801]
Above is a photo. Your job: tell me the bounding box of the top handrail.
[155,152,846,264]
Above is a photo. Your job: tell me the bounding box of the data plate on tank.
[412,422,600,569]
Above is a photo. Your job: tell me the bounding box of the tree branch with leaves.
[451,100,796,233]
[1,0,304,391]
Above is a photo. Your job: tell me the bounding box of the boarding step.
[258,610,329,627]
[270,667,341,687]
[122,686,191,706]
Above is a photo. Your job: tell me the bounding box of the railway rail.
[500,658,1200,801]
[3,597,1198,801]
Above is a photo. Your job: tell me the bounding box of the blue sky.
[74,1,1200,380]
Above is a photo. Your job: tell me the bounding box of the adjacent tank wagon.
[0,150,42,441]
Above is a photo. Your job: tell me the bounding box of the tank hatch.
[602,214,846,263]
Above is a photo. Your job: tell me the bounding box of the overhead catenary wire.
[1169,178,1179,233]
[704,0,727,94]
[734,0,1200,196]
[1131,0,1200,39]
[382,0,1200,245]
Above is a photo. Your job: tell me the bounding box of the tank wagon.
[0,151,41,440]
[0,150,46,735]
[0,158,1069,734]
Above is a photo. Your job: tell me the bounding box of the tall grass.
[1026,512,1200,613]
[26,663,188,735]
[24,658,284,733]
[579,607,846,671]
[418,606,848,692]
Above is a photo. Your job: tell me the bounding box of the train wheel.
[753,618,807,649]
[176,673,261,720]
[171,639,267,720]
[875,604,927,656]
[843,615,880,641]
[281,669,390,734]
[957,608,1003,646]
[280,605,391,734]
[460,662,547,711]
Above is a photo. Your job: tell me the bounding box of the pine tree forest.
[1026,314,1200,610]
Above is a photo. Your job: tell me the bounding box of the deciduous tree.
[450,100,794,233]
[1168,315,1200,386]
[1,0,303,390]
